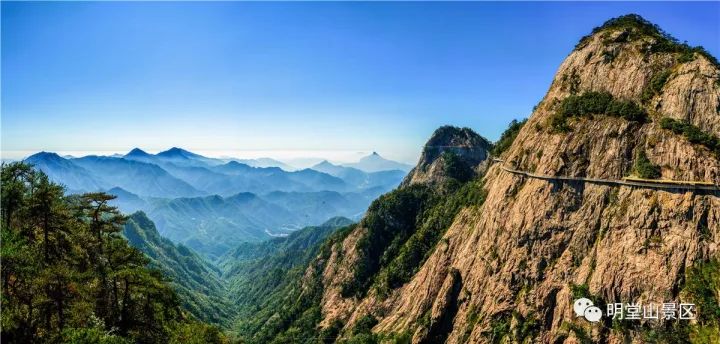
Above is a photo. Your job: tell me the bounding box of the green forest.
[1,162,226,344]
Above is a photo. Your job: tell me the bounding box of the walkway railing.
[492,159,720,192]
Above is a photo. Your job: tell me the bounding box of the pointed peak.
[360,152,384,162]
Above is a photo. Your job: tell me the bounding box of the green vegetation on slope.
[441,151,476,183]
[221,217,353,311]
[235,224,357,344]
[492,119,527,157]
[341,174,487,300]
[147,193,293,260]
[372,179,486,297]
[123,212,235,326]
[337,314,412,344]
[633,259,720,343]
[237,150,489,342]
[660,117,720,158]
[340,184,436,298]
[631,150,661,179]
[575,14,718,67]
[551,91,647,132]
[0,162,225,344]
[641,69,673,103]
[683,259,720,343]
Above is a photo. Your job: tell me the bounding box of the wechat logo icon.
[574,298,602,323]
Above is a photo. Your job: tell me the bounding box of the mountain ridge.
[23,149,406,257]
[236,14,720,344]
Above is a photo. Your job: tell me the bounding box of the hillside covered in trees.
[0,162,226,344]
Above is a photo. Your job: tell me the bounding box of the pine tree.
[1,162,227,344]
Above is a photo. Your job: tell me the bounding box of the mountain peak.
[125,148,151,157]
[576,14,664,49]
[153,148,224,167]
[556,14,720,135]
[217,161,253,172]
[363,152,381,159]
[594,14,661,35]
[402,126,491,186]
[345,153,412,173]
[26,151,63,161]
[425,126,492,150]
[200,15,720,344]
[156,147,198,159]
[575,13,718,68]
[158,147,184,155]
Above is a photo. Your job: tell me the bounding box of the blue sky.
[2,2,718,164]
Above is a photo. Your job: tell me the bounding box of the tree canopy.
[1,162,226,344]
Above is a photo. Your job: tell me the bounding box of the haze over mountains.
[24,147,408,258]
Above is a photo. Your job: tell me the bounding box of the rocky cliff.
[245,15,720,344]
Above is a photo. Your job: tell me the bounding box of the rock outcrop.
[402,126,492,186]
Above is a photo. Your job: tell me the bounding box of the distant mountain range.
[227,157,296,171]
[111,185,385,259]
[24,147,407,258]
[312,160,407,190]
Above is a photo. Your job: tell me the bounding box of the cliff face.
[249,15,720,344]
[371,16,719,343]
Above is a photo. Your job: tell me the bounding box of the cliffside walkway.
[492,159,720,192]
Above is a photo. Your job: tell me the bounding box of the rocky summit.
[402,126,493,187]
